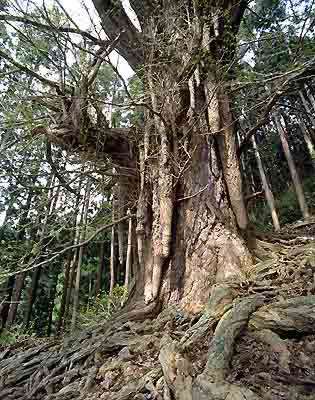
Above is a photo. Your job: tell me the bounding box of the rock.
[305,340,315,353]
[156,376,164,391]
[101,371,118,390]
[100,391,111,399]
[98,360,122,377]
[118,346,133,361]
[299,352,311,366]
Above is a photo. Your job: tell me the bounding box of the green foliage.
[0,326,30,345]
[78,286,127,328]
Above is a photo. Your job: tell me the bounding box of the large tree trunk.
[42,0,252,314]
[127,2,250,312]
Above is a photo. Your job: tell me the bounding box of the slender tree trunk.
[46,269,59,336]
[56,252,72,334]
[274,113,310,220]
[5,167,40,328]
[124,209,132,290]
[88,272,93,303]
[0,276,15,332]
[64,174,84,324]
[251,134,280,231]
[6,273,26,327]
[64,246,79,321]
[23,268,41,330]
[299,90,315,130]
[109,224,115,296]
[299,116,315,167]
[95,240,105,297]
[23,175,55,330]
[304,84,315,114]
[71,179,91,333]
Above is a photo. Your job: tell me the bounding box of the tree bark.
[23,268,41,330]
[251,134,280,231]
[274,113,310,220]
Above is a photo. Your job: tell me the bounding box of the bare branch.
[0,214,136,282]
[46,141,80,197]
[0,48,61,91]
[0,14,108,45]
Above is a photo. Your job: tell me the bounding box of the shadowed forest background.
[0,0,315,399]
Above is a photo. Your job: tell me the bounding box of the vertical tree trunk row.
[251,134,280,231]
[273,113,310,221]
[71,179,91,332]
[24,174,56,330]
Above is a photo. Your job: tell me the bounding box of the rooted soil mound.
[0,223,315,400]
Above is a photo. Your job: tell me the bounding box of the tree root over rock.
[1,240,315,399]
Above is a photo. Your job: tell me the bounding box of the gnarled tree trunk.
[35,0,252,314]
[90,0,252,314]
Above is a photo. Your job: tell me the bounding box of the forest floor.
[0,220,315,400]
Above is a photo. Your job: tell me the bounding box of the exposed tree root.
[1,236,315,399]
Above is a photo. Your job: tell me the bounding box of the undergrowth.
[77,285,127,328]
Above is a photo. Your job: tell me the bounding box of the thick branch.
[129,0,155,28]
[231,0,249,33]
[92,0,142,71]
